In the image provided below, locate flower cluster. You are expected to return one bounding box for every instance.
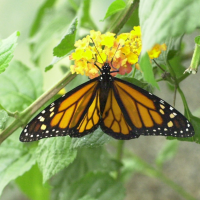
[69,26,166,78]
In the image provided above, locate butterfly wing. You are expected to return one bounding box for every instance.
[20,78,101,142]
[100,85,139,140]
[101,77,194,140]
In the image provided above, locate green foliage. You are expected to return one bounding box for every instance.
[0,61,43,112]
[155,140,179,168]
[195,36,200,45]
[0,0,199,200]
[37,136,77,183]
[80,0,97,30]
[70,128,112,149]
[139,0,200,53]
[59,172,125,200]
[15,164,50,200]
[139,52,159,88]
[0,133,36,196]
[102,0,126,21]
[46,18,78,71]
[53,18,78,58]
[0,31,20,74]
[51,147,123,200]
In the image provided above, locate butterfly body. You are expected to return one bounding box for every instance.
[99,63,114,114]
[20,62,194,142]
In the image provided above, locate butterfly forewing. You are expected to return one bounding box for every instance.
[111,77,194,138]
[20,78,100,142]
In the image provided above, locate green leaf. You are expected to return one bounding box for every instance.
[102,0,126,21]
[155,140,179,168]
[45,18,78,71]
[29,0,57,37]
[45,64,53,72]
[190,115,200,143]
[162,37,183,61]
[0,31,20,74]
[70,128,112,149]
[30,3,74,62]
[168,46,186,78]
[195,36,200,45]
[15,164,50,200]
[36,136,77,183]
[53,18,78,57]
[139,0,200,52]
[78,195,96,200]
[139,53,159,88]
[60,172,125,200]
[0,109,8,130]
[126,6,139,27]
[51,147,119,200]
[0,60,43,112]
[0,134,36,196]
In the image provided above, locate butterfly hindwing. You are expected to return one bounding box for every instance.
[20,78,101,142]
[110,77,194,138]
[100,86,139,140]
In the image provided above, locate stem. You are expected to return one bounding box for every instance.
[156,171,196,200]
[129,153,196,200]
[0,72,76,144]
[166,61,192,119]
[173,84,177,107]
[68,0,79,11]
[116,140,124,179]
[153,59,165,72]
[106,0,139,34]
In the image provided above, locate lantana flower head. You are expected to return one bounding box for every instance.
[70,26,166,78]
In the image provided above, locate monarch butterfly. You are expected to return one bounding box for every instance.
[20,62,194,142]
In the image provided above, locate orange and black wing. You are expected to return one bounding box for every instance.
[100,85,139,140]
[20,78,101,142]
[101,77,194,140]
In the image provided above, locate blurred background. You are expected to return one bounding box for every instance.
[0,0,200,200]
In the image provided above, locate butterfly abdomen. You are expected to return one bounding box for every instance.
[98,63,114,115]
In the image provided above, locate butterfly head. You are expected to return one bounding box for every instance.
[98,62,113,85]
[101,63,111,74]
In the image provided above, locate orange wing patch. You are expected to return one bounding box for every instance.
[77,90,100,133]
[101,89,139,140]
[50,81,98,130]
[114,80,163,129]
[20,79,100,142]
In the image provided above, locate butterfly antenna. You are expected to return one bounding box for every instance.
[110,43,121,72]
[91,38,105,72]
[90,38,104,64]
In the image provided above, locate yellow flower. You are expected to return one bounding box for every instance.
[148,43,167,59]
[121,46,130,55]
[83,49,93,60]
[69,26,167,78]
[71,49,84,60]
[101,32,116,48]
[127,52,138,64]
[130,26,141,37]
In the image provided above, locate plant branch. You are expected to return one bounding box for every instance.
[0,72,77,144]
[106,0,139,34]
[128,153,196,200]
